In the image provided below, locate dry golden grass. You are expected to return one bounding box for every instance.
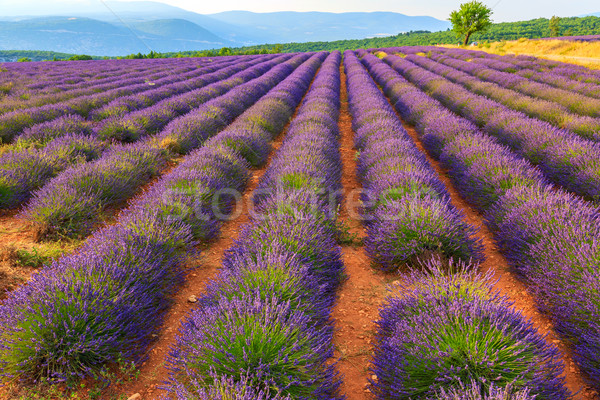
[442,38,600,69]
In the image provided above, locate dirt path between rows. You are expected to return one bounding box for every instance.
[370,77,597,398]
[332,64,393,399]
[0,210,40,299]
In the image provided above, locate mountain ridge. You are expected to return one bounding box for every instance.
[0,1,451,55]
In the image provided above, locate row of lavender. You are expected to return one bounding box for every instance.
[0,60,187,113]
[360,51,600,389]
[422,47,600,99]
[430,50,600,136]
[0,55,259,142]
[167,51,345,399]
[0,55,283,211]
[2,55,293,236]
[8,56,256,146]
[541,35,600,42]
[0,57,223,113]
[399,46,600,119]
[391,49,600,140]
[346,50,569,399]
[21,59,203,93]
[91,56,271,142]
[373,51,600,203]
[0,52,325,385]
[0,58,151,99]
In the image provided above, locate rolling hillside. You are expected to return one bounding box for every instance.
[0,1,451,55]
[208,11,450,42]
[0,16,230,55]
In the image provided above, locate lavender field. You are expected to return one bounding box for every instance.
[0,48,599,399]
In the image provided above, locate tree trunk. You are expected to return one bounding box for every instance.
[463,32,471,46]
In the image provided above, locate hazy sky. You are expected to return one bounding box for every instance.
[1,0,598,22]
[122,0,599,21]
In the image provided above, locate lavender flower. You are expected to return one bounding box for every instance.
[371,263,569,399]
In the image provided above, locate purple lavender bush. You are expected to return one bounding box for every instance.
[231,212,344,295]
[486,184,600,385]
[16,114,93,147]
[365,196,482,270]
[208,249,333,323]
[133,147,250,242]
[438,132,548,209]
[371,263,569,399]
[167,295,340,399]
[168,373,294,400]
[0,212,193,383]
[0,134,105,209]
[22,143,165,238]
[432,381,536,400]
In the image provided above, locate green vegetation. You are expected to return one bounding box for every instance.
[449,1,493,45]
[263,15,600,52]
[67,54,93,61]
[0,50,102,62]
[158,44,283,58]
[549,16,561,37]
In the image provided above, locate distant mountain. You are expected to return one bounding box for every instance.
[0,17,230,56]
[208,11,451,42]
[61,1,272,45]
[0,1,452,56]
[132,19,229,51]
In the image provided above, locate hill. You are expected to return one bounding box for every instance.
[0,50,88,62]
[207,11,450,42]
[0,1,451,54]
[218,15,600,53]
[0,16,230,56]
[131,19,229,52]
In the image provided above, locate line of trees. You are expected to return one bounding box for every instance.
[262,15,600,53]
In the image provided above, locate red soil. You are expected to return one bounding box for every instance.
[0,210,38,300]
[332,64,394,399]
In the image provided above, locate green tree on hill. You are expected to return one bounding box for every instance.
[449,1,493,45]
[549,16,561,37]
[67,54,93,61]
